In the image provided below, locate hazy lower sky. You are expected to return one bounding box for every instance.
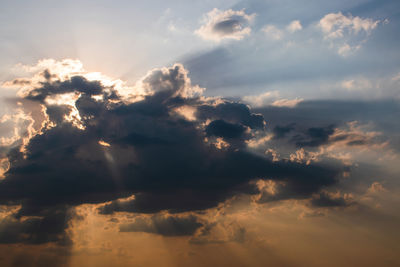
[0,1,399,266]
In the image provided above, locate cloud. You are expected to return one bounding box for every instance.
[310,191,354,207]
[286,20,302,33]
[0,59,343,244]
[272,124,296,139]
[195,9,255,42]
[189,220,246,245]
[318,12,381,56]
[254,170,341,203]
[271,98,303,108]
[341,78,372,91]
[298,210,325,219]
[367,182,387,194]
[269,119,385,152]
[262,25,283,40]
[0,206,75,245]
[205,120,248,140]
[242,91,302,108]
[119,214,203,236]
[319,12,379,39]
[262,19,303,41]
[270,123,336,148]
[291,125,336,147]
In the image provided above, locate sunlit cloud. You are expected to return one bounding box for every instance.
[318,12,382,56]
[242,91,303,108]
[286,20,303,33]
[195,8,256,42]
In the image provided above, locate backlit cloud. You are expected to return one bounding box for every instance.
[0,59,344,245]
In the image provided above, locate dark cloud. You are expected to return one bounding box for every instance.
[0,64,343,244]
[46,105,73,124]
[255,100,400,129]
[119,214,203,236]
[256,161,343,203]
[0,206,74,245]
[213,19,242,35]
[205,119,247,139]
[25,76,104,102]
[272,123,295,139]
[271,123,336,147]
[258,100,400,151]
[310,191,354,207]
[197,102,265,129]
[291,125,335,147]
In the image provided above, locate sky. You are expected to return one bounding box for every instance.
[0,0,399,266]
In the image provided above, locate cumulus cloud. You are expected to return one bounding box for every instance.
[286,20,302,33]
[319,12,379,39]
[195,8,255,42]
[367,182,387,194]
[318,12,381,56]
[0,59,344,245]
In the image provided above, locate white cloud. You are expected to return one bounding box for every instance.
[286,20,302,33]
[262,25,284,40]
[242,91,279,107]
[341,78,372,91]
[262,20,302,41]
[319,12,379,39]
[2,59,143,101]
[195,8,255,42]
[242,91,302,108]
[271,98,303,108]
[318,12,381,56]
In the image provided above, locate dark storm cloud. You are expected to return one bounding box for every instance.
[0,64,343,244]
[205,120,247,139]
[0,206,74,245]
[119,214,203,236]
